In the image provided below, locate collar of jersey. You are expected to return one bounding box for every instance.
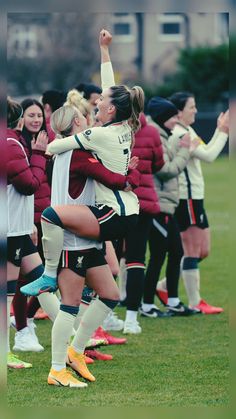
[176,121,189,131]
[102,120,126,127]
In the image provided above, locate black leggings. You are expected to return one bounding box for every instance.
[125,213,153,311]
[143,213,183,304]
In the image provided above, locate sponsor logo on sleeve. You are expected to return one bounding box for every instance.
[82,130,92,141]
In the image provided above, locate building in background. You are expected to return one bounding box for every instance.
[8,13,51,59]
[8,12,229,90]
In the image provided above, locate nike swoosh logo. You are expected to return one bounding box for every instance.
[170,306,184,312]
[39,287,54,294]
[67,355,78,370]
[50,376,69,387]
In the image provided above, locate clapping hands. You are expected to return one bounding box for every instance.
[217,110,229,134]
[31,130,48,152]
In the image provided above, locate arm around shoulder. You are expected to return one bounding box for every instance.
[47,135,81,155]
[72,150,139,190]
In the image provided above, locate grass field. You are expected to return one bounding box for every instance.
[7,157,229,408]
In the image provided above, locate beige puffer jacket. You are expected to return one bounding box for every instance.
[149,120,190,214]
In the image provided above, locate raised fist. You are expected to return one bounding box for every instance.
[99,29,112,47]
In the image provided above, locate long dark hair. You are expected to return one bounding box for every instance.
[168,91,194,111]
[21,98,47,149]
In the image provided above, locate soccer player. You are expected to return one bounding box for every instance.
[140,96,198,317]
[42,90,139,387]
[21,29,144,297]
[168,91,229,313]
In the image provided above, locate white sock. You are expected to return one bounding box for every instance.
[141,303,153,312]
[182,268,201,307]
[7,296,13,353]
[72,299,111,354]
[51,309,76,371]
[38,293,60,322]
[41,218,64,278]
[73,302,89,331]
[157,277,167,291]
[44,267,58,278]
[180,256,184,276]
[125,310,138,323]
[167,297,180,307]
[55,289,61,299]
[119,257,127,301]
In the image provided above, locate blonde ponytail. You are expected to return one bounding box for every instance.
[65,89,91,118]
[50,105,77,138]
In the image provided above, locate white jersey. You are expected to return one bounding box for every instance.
[51,150,102,251]
[170,124,204,199]
[48,123,139,216]
[48,61,139,216]
[75,123,139,215]
[170,123,228,200]
[7,138,34,237]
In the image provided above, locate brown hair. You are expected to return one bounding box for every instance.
[7,96,23,129]
[168,91,194,111]
[110,85,144,133]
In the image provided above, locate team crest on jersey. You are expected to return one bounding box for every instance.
[82,130,92,141]
[76,256,84,268]
[15,248,21,260]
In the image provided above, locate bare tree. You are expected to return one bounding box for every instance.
[8,13,100,96]
[48,13,99,89]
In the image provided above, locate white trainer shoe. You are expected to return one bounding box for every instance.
[10,316,16,329]
[103,311,124,331]
[27,317,44,350]
[13,326,44,352]
[123,320,142,334]
[10,316,38,332]
[27,317,37,334]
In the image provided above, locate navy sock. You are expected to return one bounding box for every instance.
[41,207,64,228]
[183,257,199,270]
[7,280,17,296]
[60,304,79,316]
[99,297,119,310]
[24,264,44,283]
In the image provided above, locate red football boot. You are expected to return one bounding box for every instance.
[92,326,127,345]
[84,354,94,364]
[192,299,224,314]
[34,308,49,320]
[85,349,113,361]
[155,288,168,306]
